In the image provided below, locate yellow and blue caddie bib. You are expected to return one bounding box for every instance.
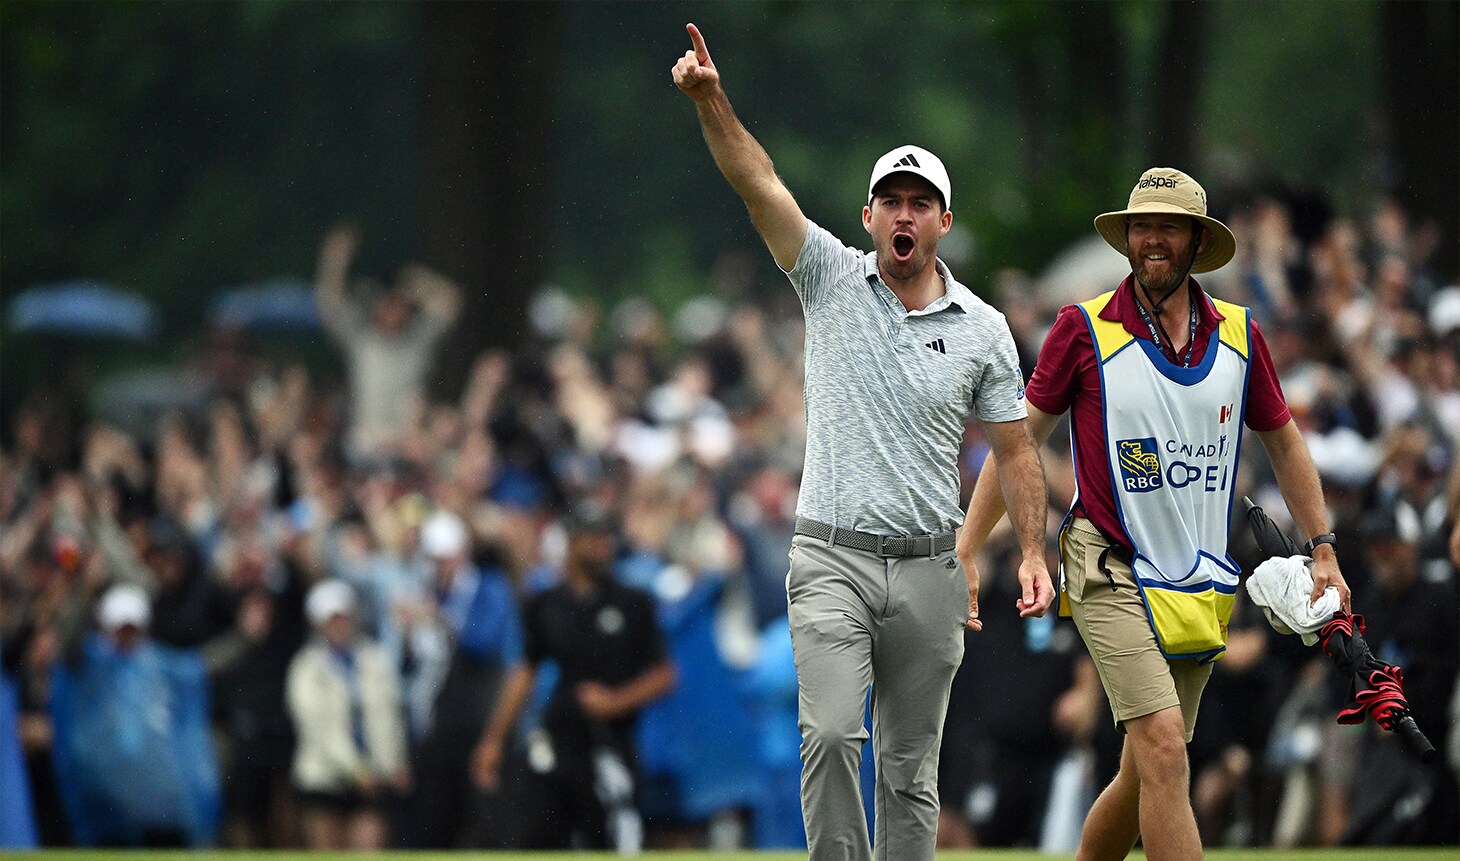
[1071,290,1251,661]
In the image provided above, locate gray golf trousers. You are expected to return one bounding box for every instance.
[787,533,968,861]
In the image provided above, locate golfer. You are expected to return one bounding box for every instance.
[957,167,1351,860]
[673,23,1052,861]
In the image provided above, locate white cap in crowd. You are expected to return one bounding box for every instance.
[97,584,151,632]
[1429,286,1460,338]
[305,579,357,627]
[420,510,469,560]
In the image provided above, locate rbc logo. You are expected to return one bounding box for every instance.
[1117,438,1163,493]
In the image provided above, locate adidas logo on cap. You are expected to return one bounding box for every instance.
[869,145,951,211]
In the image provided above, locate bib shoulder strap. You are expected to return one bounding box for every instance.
[1078,291,1133,362]
[1210,298,1251,359]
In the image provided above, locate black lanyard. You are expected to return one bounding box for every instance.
[1134,291,1198,368]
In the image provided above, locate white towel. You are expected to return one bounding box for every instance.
[1245,555,1341,645]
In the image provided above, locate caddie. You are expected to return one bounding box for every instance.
[956,167,1352,860]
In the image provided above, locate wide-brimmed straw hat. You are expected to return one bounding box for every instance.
[1093,167,1236,274]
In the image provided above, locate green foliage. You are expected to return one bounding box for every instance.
[1,1,420,327]
[0,0,1406,339]
[1202,0,1381,211]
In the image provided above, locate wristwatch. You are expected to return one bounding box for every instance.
[1302,532,1337,556]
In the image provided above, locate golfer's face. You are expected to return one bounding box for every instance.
[864,174,950,283]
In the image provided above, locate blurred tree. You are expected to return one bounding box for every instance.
[1380,0,1459,276]
[1148,0,1209,168]
[0,2,420,322]
[1,0,1454,415]
[1200,0,1382,219]
[0,1,421,407]
[420,1,561,392]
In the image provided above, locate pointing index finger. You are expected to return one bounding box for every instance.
[686,22,710,64]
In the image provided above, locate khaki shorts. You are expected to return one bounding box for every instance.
[1062,518,1211,741]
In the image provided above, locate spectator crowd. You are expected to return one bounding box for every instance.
[2,192,1458,851]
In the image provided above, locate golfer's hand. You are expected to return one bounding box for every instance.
[1017,557,1054,618]
[1309,549,1351,614]
[960,554,982,632]
[672,23,720,100]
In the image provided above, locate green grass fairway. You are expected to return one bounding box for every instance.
[8,850,1460,861]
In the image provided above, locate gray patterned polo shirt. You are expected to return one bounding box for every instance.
[785,220,1027,536]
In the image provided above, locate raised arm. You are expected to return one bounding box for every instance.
[1256,419,1351,612]
[673,23,807,270]
[314,224,359,336]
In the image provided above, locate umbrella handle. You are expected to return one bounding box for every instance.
[1395,716,1436,763]
[1241,496,1300,559]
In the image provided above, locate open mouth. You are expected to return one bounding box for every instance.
[892,233,915,260]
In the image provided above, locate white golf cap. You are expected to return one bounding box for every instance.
[868,145,951,211]
[420,510,469,559]
[97,584,151,632]
[305,579,357,626]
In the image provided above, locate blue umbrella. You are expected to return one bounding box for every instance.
[210,278,319,331]
[7,281,157,340]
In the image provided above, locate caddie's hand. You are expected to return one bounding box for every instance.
[1309,550,1351,614]
[1017,557,1054,618]
[961,556,982,632]
[672,23,720,100]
